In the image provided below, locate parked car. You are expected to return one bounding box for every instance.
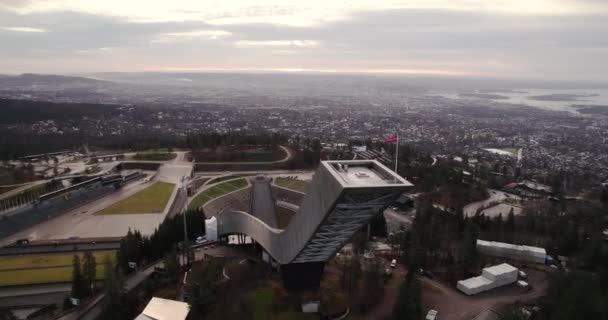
[390,259,397,268]
[419,269,435,279]
[425,309,439,320]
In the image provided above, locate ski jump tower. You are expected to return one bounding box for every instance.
[211,160,413,289]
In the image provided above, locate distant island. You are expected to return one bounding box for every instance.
[527,93,598,102]
[478,89,529,94]
[458,93,510,100]
[573,105,608,116]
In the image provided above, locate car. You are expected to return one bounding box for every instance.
[425,309,439,320]
[195,235,207,244]
[15,238,29,246]
[518,270,528,279]
[390,259,397,268]
[419,269,435,278]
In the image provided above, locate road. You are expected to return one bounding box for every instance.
[463,189,522,217]
[420,267,548,320]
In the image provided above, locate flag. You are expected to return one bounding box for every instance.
[385,134,398,144]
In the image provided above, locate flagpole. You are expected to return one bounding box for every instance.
[394,133,399,182]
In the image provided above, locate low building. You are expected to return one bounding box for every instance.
[477,240,546,264]
[457,263,519,295]
[135,297,190,320]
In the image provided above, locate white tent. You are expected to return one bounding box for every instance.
[135,297,190,320]
[457,263,518,296]
[477,240,546,264]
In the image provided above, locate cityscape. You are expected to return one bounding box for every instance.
[1,1,608,320]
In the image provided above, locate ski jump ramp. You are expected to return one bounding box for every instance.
[212,160,412,287]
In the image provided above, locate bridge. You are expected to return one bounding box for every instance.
[208,160,413,289]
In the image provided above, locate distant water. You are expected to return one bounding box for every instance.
[430,88,608,112]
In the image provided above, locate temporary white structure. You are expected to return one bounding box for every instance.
[135,297,190,320]
[477,240,546,264]
[205,216,218,241]
[457,263,518,295]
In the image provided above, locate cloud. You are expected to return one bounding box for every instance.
[234,40,318,48]
[4,0,607,27]
[151,30,232,43]
[2,26,46,32]
[0,2,606,80]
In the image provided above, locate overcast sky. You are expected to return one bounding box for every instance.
[1,0,607,81]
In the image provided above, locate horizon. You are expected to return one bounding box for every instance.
[1,0,607,81]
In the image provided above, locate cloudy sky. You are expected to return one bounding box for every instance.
[1,0,607,80]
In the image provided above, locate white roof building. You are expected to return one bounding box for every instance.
[457,263,519,296]
[135,297,190,320]
[477,240,546,264]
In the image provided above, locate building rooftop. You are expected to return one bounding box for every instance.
[324,160,413,188]
[134,297,190,320]
[484,263,518,276]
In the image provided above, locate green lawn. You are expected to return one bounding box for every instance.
[0,251,115,286]
[275,178,309,193]
[250,288,274,320]
[133,149,176,161]
[97,182,175,215]
[249,287,318,320]
[189,178,247,209]
[0,251,115,271]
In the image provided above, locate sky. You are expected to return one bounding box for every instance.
[0,0,607,81]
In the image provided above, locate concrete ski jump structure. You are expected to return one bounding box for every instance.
[209,160,412,288]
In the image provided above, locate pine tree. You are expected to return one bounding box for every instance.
[462,219,479,269]
[101,256,127,320]
[392,276,421,320]
[82,251,97,295]
[71,255,86,300]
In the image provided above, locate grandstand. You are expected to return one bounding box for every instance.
[203,187,252,216]
[0,182,116,239]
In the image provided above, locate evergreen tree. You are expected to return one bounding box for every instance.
[164,250,181,282]
[392,276,421,320]
[359,259,385,313]
[101,256,127,320]
[187,260,222,319]
[507,209,515,231]
[82,251,97,295]
[71,255,86,300]
[0,310,17,320]
[462,219,479,269]
[347,254,361,297]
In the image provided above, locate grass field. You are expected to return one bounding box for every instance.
[189,178,247,209]
[248,287,318,320]
[133,149,176,161]
[274,178,309,193]
[97,182,175,215]
[0,251,115,286]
